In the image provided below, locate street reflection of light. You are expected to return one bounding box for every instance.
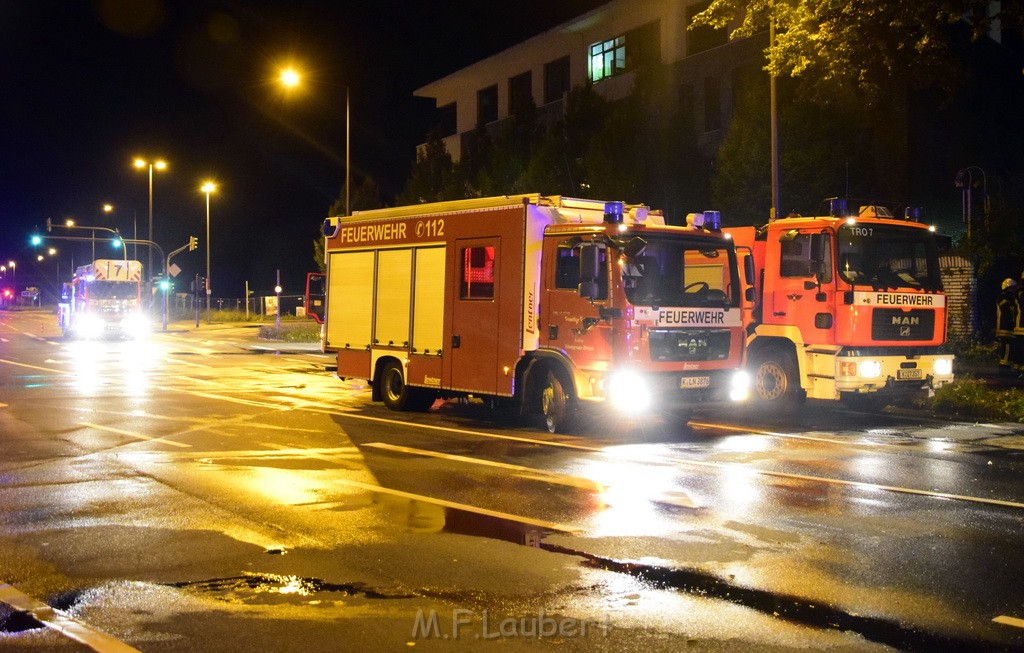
[718,464,761,518]
[851,455,885,478]
[578,448,680,537]
[927,439,954,453]
[714,434,773,454]
[277,576,306,595]
[249,467,321,506]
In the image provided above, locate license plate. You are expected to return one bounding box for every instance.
[897,368,923,380]
[680,376,711,389]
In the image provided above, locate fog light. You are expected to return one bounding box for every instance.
[934,358,953,376]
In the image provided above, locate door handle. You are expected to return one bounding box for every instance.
[451,335,461,348]
[548,325,558,339]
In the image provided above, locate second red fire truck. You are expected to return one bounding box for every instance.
[314,194,751,432]
[726,200,954,410]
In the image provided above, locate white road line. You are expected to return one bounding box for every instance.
[0,357,71,375]
[154,384,1024,511]
[993,615,1024,629]
[80,422,191,448]
[0,582,141,652]
[363,441,606,491]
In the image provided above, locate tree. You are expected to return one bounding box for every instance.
[690,0,1021,104]
[314,174,385,273]
[397,129,462,204]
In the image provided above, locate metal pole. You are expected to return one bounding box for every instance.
[346,85,350,216]
[147,164,153,300]
[275,269,281,328]
[205,189,212,314]
[245,280,250,320]
[769,20,780,222]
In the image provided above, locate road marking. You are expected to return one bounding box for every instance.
[688,420,864,446]
[329,476,579,533]
[993,615,1024,629]
[363,441,606,491]
[153,384,1024,511]
[80,422,191,448]
[0,357,71,375]
[0,582,141,652]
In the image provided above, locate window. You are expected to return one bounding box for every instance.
[589,36,625,83]
[779,234,832,280]
[461,246,495,299]
[555,241,607,299]
[543,56,570,104]
[686,1,728,56]
[587,21,659,84]
[436,102,456,137]
[508,71,532,115]
[477,85,498,126]
[703,76,721,132]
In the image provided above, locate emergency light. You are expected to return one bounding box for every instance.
[603,202,624,224]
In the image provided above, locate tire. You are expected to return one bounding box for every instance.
[379,360,435,412]
[750,347,805,407]
[539,370,576,434]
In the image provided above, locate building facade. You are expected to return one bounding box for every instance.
[414,0,762,163]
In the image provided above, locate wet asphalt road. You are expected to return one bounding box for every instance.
[0,308,1022,652]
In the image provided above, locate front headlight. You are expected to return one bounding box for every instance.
[124,314,151,338]
[78,314,105,339]
[606,371,652,412]
[729,370,750,401]
[934,358,953,376]
[859,360,882,378]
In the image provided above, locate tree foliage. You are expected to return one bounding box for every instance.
[691,0,1021,103]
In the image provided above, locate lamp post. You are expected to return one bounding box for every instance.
[278,66,350,216]
[201,181,217,314]
[7,261,14,286]
[133,157,167,297]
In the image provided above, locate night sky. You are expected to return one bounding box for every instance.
[0,0,607,299]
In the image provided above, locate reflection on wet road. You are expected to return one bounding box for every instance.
[1,309,1023,650]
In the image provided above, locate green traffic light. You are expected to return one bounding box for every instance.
[112,239,122,249]
[30,234,42,246]
[158,279,171,291]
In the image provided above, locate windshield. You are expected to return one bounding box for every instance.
[621,235,738,307]
[836,224,943,292]
[87,280,139,300]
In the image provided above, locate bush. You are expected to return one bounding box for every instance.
[929,375,1024,422]
[257,322,320,342]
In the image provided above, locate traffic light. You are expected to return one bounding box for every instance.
[158,279,172,291]
[188,236,198,251]
[111,238,122,249]
[30,234,42,246]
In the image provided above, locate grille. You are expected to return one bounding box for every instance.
[649,329,731,362]
[871,309,935,340]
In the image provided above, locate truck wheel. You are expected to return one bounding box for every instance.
[379,360,435,412]
[750,347,804,406]
[540,370,576,434]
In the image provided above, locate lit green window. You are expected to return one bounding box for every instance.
[588,36,626,83]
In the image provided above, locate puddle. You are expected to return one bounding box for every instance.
[0,604,44,634]
[540,542,1000,651]
[169,573,416,601]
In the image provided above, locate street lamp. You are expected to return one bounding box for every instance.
[278,66,350,216]
[7,261,14,286]
[133,157,168,294]
[201,181,217,314]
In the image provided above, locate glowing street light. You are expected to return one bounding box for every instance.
[277,64,350,216]
[134,157,168,291]
[201,181,217,314]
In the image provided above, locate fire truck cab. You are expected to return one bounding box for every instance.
[318,194,750,433]
[58,259,148,339]
[726,201,955,410]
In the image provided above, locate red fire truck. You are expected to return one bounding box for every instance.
[725,200,954,411]
[315,194,750,432]
[57,259,148,339]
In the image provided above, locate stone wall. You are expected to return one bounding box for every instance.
[940,255,976,342]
